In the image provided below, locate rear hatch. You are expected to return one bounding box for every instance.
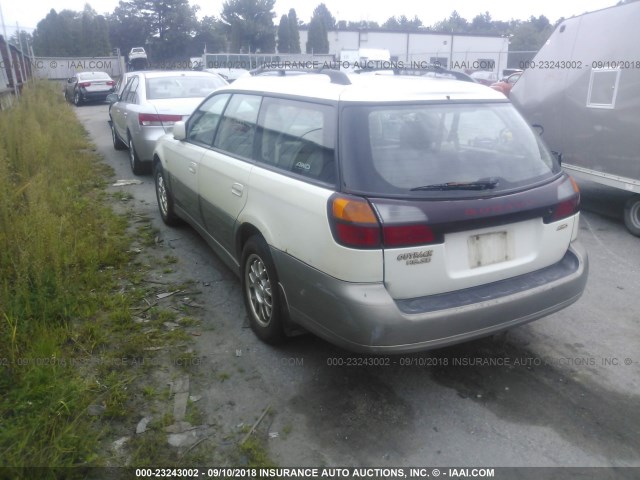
[339,101,580,300]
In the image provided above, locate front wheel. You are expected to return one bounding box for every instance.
[623,194,640,237]
[241,236,285,344]
[154,162,180,226]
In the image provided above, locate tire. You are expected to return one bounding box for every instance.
[154,162,180,226]
[128,134,145,175]
[73,90,82,106]
[111,121,126,150]
[241,236,285,344]
[623,194,640,237]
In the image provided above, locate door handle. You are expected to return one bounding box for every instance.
[188,162,196,174]
[231,183,244,197]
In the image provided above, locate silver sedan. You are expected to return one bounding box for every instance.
[108,70,228,174]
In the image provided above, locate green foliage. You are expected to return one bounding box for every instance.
[287,9,301,54]
[33,7,111,56]
[306,16,328,54]
[221,0,277,53]
[277,15,290,53]
[312,3,336,31]
[382,15,423,30]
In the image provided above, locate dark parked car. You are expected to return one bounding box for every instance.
[64,71,115,106]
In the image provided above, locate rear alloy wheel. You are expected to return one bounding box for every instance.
[624,194,640,237]
[73,90,82,106]
[154,162,180,226]
[111,121,126,150]
[241,236,285,344]
[128,135,145,175]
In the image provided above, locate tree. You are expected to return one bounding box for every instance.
[32,6,110,56]
[107,2,150,59]
[193,16,227,55]
[221,0,276,53]
[311,3,336,31]
[277,15,290,53]
[129,0,200,61]
[287,9,301,53]
[433,10,469,32]
[382,15,422,30]
[9,31,33,52]
[306,15,329,53]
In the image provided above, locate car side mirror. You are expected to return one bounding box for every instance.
[68,78,74,83]
[106,93,119,104]
[173,121,186,140]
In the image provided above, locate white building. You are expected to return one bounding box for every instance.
[297,28,510,75]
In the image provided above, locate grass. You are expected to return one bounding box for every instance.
[0,82,206,471]
[0,82,132,469]
[0,82,280,472]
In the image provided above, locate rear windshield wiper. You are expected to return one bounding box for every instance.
[411,179,499,191]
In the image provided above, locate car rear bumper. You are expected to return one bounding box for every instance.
[136,127,168,162]
[273,242,588,354]
[80,89,113,101]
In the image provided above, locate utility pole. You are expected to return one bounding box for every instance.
[16,22,28,85]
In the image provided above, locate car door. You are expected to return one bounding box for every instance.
[199,93,262,254]
[165,93,231,224]
[112,75,138,141]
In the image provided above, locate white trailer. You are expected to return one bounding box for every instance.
[510,2,640,235]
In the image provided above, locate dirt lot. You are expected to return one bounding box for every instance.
[76,103,640,472]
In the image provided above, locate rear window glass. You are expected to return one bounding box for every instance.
[78,72,111,81]
[146,75,226,99]
[340,103,559,198]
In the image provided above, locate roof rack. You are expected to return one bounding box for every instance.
[248,66,351,85]
[354,64,475,83]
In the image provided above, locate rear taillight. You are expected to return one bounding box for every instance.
[329,194,381,248]
[79,82,91,87]
[383,224,438,247]
[138,113,183,127]
[328,194,442,249]
[544,175,580,223]
[107,80,115,86]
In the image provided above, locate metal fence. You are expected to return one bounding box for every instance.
[0,34,33,110]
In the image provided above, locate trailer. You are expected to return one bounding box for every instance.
[510,2,640,236]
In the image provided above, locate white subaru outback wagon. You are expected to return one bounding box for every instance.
[152,69,588,353]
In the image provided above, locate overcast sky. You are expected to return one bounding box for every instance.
[0,0,619,36]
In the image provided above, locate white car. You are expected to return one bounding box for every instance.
[152,70,588,353]
[128,47,147,61]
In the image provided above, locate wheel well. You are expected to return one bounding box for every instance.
[236,224,262,261]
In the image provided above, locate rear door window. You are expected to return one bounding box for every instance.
[257,97,336,184]
[213,94,262,159]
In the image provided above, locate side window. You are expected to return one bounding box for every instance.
[587,68,621,109]
[125,76,140,104]
[213,94,262,159]
[257,97,336,184]
[120,77,135,102]
[187,94,230,147]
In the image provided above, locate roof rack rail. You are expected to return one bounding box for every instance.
[248,66,351,85]
[353,64,475,83]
